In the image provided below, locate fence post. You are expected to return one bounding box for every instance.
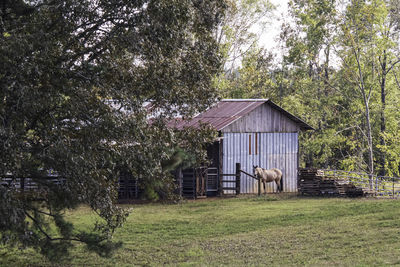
[235,163,241,195]
[21,177,25,192]
[258,176,261,196]
[393,177,395,198]
[218,169,223,196]
[175,168,183,197]
[135,176,138,199]
[368,174,373,190]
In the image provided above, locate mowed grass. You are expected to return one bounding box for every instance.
[2,195,400,266]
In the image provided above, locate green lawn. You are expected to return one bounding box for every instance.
[2,195,400,266]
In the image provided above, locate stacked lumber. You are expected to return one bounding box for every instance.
[319,178,350,195]
[343,183,364,197]
[298,169,374,197]
[298,169,324,195]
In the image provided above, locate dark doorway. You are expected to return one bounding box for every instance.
[206,141,220,196]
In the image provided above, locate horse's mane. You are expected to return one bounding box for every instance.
[255,166,267,172]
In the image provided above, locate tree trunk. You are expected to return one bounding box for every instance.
[365,102,374,188]
[355,50,374,187]
[379,52,387,176]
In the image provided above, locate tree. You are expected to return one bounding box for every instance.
[0,0,225,260]
[374,0,400,175]
[280,0,400,177]
[217,45,277,99]
[215,0,275,74]
[214,0,277,101]
[336,0,400,179]
[282,0,344,169]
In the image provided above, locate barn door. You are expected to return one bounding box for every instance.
[195,167,207,198]
[206,167,218,196]
[205,141,220,196]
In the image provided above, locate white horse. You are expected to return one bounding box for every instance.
[253,165,283,193]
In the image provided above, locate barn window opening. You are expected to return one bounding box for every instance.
[248,134,258,155]
[248,134,251,155]
[255,133,258,155]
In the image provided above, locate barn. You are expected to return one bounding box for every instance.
[173,99,313,198]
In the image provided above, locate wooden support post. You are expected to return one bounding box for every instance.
[235,163,241,195]
[258,177,261,196]
[369,174,373,190]
[393,177,395,198]
[218,139,223,196]
[175,168,183,197]
[135,176,138,199]
[21,177,25,192]
[218,173,223,196]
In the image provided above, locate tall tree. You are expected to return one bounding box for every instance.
[338,0,380,178]
[217,46,277,99]
[0,0,225,259]
[216,0,275,74]
[282,0,400,177]
[374,0,400,175]
[214,0,277,101]
[282,0,342,168]
[336,0,400,178]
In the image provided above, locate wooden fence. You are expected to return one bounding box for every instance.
[299,169,400,198]
[322,169,400,198]
[220,163,262,196]
[0,173,64,192]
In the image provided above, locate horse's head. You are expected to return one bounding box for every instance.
[253,165,259,176]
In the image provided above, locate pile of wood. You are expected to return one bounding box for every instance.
[319,178,350,195]
[298,169,324,195]
[298,169,374,197]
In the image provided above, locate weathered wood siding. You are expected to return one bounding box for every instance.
[221,103,300,133]
[222,132,299,193]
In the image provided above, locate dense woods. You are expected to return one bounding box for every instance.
[219,0,400,177]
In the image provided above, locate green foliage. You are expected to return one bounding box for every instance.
[215,0,276,100]
[0,0,226,259]
[217,0,275,73]
[139,123,217,202]
[378,132,400,177]
[216,0,400,176]
[218,45,278,99]
[287,0,337,65]
[276,0,400,174]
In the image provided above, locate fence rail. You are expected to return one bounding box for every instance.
[0,175,65,196]
[221,163,261,196]
[320,169,400,198]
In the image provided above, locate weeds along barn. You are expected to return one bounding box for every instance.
[172,99,313,198]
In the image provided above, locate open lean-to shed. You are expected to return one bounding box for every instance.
[173,99,313,198]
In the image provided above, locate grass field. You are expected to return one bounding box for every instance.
[2,195,400,266]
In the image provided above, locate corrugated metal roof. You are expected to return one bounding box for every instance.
[172,99,313,131]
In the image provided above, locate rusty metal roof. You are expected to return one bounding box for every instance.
[171,99,313,131]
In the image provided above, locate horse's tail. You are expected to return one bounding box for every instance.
[280,173,283,192]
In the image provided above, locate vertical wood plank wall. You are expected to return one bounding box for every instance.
[222,132,299,193]
[222,103,300,133]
